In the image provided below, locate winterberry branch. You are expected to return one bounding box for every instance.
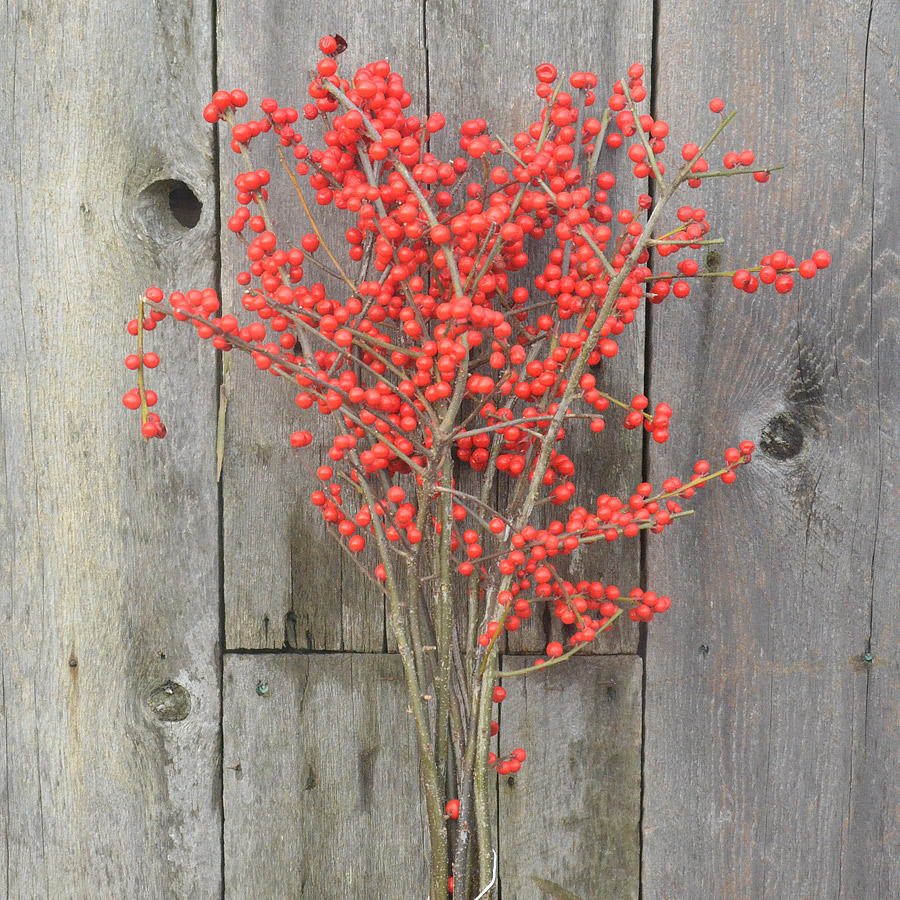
[129,46,831,900]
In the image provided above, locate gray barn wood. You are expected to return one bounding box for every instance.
[499,655,642,900]
[218,0,427,653]
[0,0,221,897]
[222,653,428,898]
[1,0,897,898]
[426,0,653,657]
[644,1,900,897]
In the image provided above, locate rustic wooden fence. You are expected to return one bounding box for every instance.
[2,0,897,897]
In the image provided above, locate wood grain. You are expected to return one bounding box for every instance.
[222,653,428,898]
[643,2,899,897]
[498,655,642,900]
[3,3,897,899]
[0,0,221,897]
[839,2,900,895]
[426,0,653,655]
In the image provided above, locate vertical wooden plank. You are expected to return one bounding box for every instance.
[841,3,900,895]
[218,3,427,651]
[0,0,220,898]
[223,653,428,898]
[499,656,642,900]
[644,2,898,898]
[426,0,652,655]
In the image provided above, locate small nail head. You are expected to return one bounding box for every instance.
[256,681,269,696]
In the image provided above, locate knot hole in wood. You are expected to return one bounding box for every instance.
[135,179,203,241]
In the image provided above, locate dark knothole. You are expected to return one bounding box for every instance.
[135,178,203,240]
[168,181,202,228]
[760,413,805,460]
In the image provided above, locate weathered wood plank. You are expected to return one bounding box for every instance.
[840,2,900,895]
[426,0,652,655]
[218,2,428,651]
[0,1,220,897]
[222,653,428,898]
[644,2,898,897]
[498,655,643,900]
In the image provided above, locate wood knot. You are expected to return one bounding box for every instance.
[148,680,191,722]
[135,179,203,241]
[760,413,804,460]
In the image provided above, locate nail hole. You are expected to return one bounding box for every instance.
[760,413,804,460]
[135,179,203,240]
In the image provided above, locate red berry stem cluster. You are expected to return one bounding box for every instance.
[125,37,828,900]
[121,294,167,439]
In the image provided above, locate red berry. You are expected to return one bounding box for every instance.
[317,58,337,77]
[122,390,141,410]
[536,63,558,83]
[732,269,751,290]
[493,686,506,703]
[774,274,794,294]
[212,90,232,110]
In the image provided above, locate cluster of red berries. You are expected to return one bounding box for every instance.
[488,746,527,777]
[124,40,802,616]
[126,40,831,900]
[731,248,832,295]
[127,38,821,775]
[127,44,826,465]
[464,441,755,664]
[121,300,167,438]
